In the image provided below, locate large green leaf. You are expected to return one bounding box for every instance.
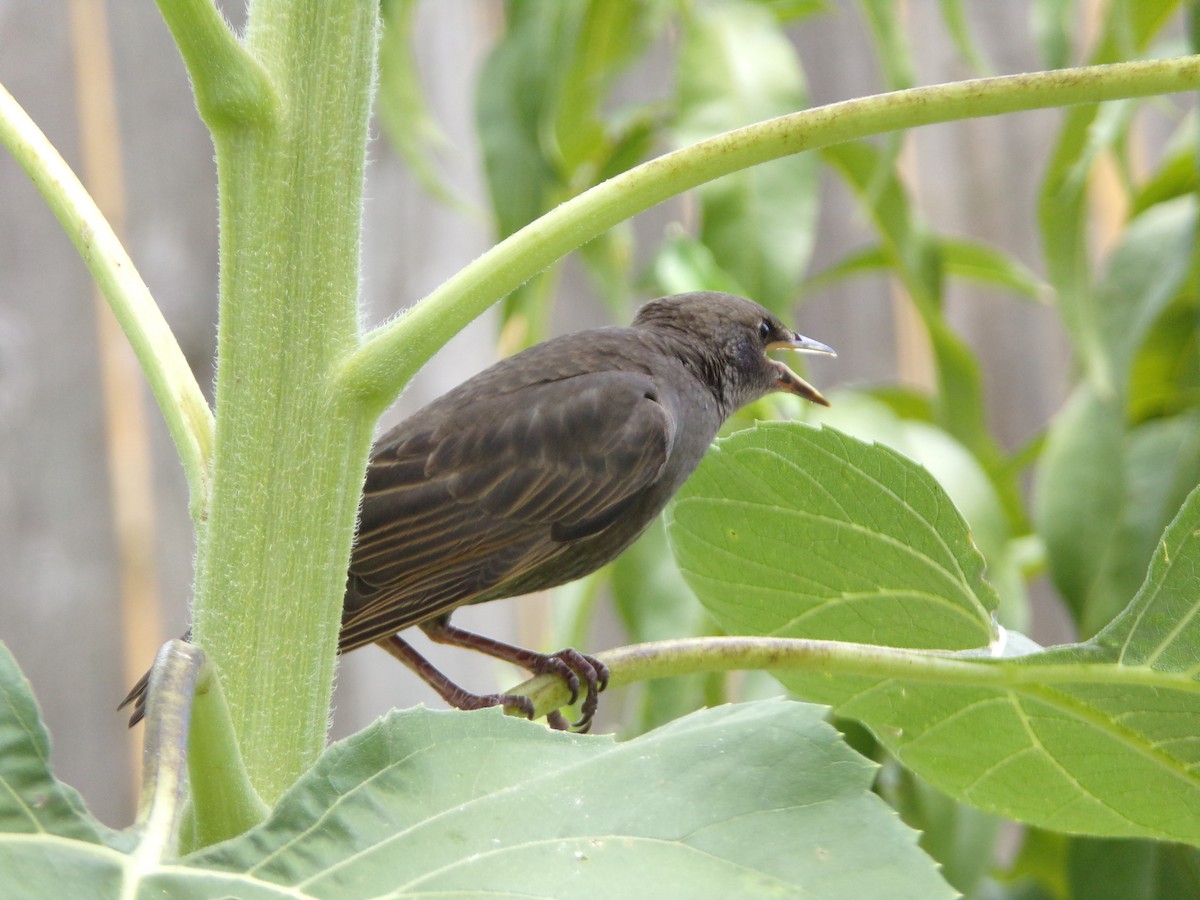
[667,422,998,648]
[0,642,114,846]
[185,703,953,899]
[0,843,294,900]
[815,392,1031,631]
[0,640,952,897]
[667,424,1200,843]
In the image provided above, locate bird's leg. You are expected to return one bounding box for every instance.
[377,634,539,721]
[420,617,610,732]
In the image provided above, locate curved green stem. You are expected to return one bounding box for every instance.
[0,81,214,515]
[131,641,207,863]
[336,54,1200,410]
[513,635,1200,719]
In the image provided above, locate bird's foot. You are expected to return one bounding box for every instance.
[525,648,609,732]
[420,620,610,732]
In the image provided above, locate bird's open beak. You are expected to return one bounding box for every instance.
[767,333,836,407]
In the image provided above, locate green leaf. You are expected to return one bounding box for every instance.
[475,3,579,239]
[1034,384,1127,634]
[1128,0,1187,47]
[476,0,664,239]
[816,392,1031,631]
[1093,481,1200,667]
[860,0,916,90]
[1131,118,1200,215]
[667,423,998,648]
[802,243,891,293]
[1129,295,1200,421]
[822,141,993,456]
[1038,0,1183,389]
[475,0,666,340]
[0,844,130,900]
[667,426,1200,843]
[1065,837,1200,899]
[674,2,818,313]
[552,0,656,179]
[936,0,993,73]
[882,764,1005,895]
[648,231,751,297]
[610,520,718,730]
[1096,196,1198,387]
[0,841,298,899]
[940,238,1052,302]
[807,238,1051,303]
[1107,412,1200,620]
[1039,98,1136,390]
[0,642,113,845]
[376,0,472,209]
[186,703,954,899]
[1031,0,1074,68]
[1037,383,1200,637]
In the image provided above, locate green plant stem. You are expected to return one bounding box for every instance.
[0,81,213,517]
[183,658,267,852]
[154,0,275,128]
[337,54,1200,411]
[160,0,380,807]
[132,641,207,864]
[131,639,265,856]
[513,635,1200,718]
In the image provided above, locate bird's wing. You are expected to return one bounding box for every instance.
[340,369,675,650]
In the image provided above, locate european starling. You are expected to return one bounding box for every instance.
[123,291,833,731]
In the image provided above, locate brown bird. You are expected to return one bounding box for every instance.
[123,292,833,730]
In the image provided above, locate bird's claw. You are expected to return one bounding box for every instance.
[536,655,582,705]
[545,709,572,731]
[530,648,609,733]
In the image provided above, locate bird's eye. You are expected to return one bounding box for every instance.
[758,319,772,340]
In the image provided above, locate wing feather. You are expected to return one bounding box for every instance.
[341,369,675,650]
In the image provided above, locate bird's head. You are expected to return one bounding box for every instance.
[633,292,836,412]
